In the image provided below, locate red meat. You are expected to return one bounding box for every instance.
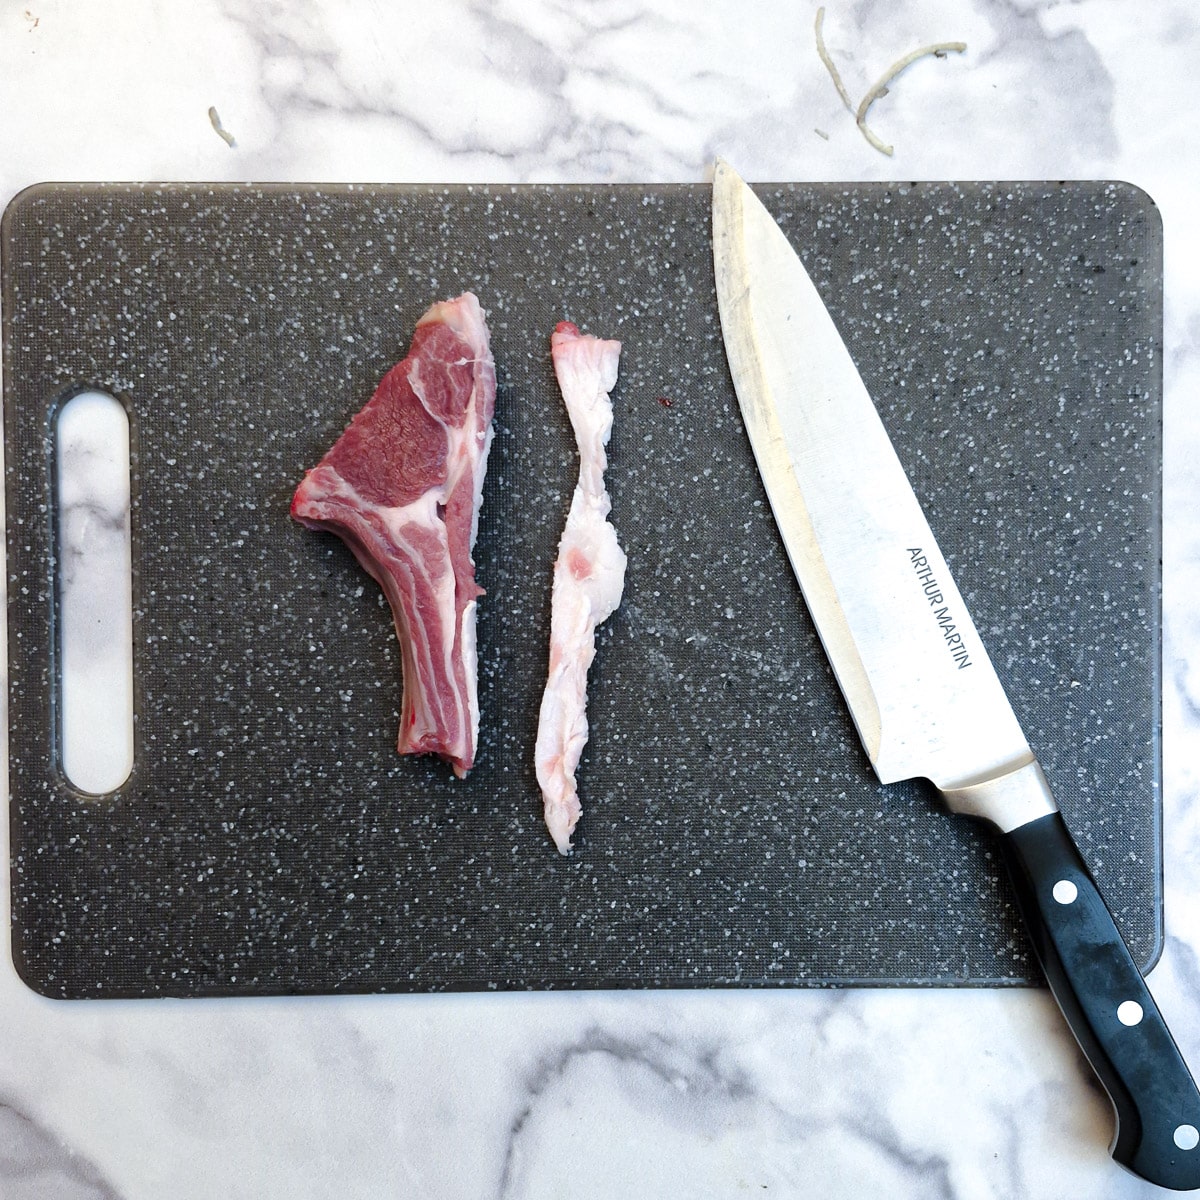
[292,293,496,777]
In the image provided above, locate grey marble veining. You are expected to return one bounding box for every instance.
[2,0,1200,1196]
[0,1096,121,1199]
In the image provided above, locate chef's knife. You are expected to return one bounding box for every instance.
[711,158,1200,1191]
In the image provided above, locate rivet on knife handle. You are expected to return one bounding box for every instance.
[997,806,1200,1191]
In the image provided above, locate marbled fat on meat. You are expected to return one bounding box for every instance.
[535,322,625,853]
[291,292,496,777]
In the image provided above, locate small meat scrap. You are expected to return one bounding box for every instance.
[535,322,626,853]
[292,292,496,778]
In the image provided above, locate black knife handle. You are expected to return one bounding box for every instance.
[999,812,1200,1190]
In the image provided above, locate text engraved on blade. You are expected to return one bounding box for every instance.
[908,548,973,670]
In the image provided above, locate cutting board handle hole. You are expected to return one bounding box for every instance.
[56,390,134,794]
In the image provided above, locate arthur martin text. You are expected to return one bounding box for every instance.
[908,548,973,670]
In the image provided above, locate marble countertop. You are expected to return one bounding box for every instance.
[2,1,1199,1196]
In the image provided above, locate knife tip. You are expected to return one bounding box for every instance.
[712,157,756,209]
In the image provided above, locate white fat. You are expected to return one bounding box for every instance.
[559,488,627,622]
[460,598,479,758]
[535,328,624,854]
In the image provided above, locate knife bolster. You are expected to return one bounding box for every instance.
[939,759,1058,832]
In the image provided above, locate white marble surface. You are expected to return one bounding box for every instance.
[2,0,1199,1196]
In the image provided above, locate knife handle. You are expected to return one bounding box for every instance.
[999,812,1200,1190]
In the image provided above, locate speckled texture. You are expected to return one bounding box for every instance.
[2,181,1161,998]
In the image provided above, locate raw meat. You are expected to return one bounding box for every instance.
[291,292,496,778]
[535,322,626,853]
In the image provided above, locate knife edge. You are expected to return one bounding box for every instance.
[712,160,1034,800]
[713,162,884,767]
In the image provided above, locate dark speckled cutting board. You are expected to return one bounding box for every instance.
[3,181,1162,999]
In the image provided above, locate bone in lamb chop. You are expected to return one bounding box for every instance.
[292,292,496,778]
[535,321,626,853]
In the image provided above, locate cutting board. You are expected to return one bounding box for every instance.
[3,181,1162,999]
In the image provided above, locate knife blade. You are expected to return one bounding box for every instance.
[711,158,1200,1191]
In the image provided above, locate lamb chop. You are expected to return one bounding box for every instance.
[292,292,496,778]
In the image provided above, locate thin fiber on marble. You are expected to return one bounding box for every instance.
[2,181,1162,998]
